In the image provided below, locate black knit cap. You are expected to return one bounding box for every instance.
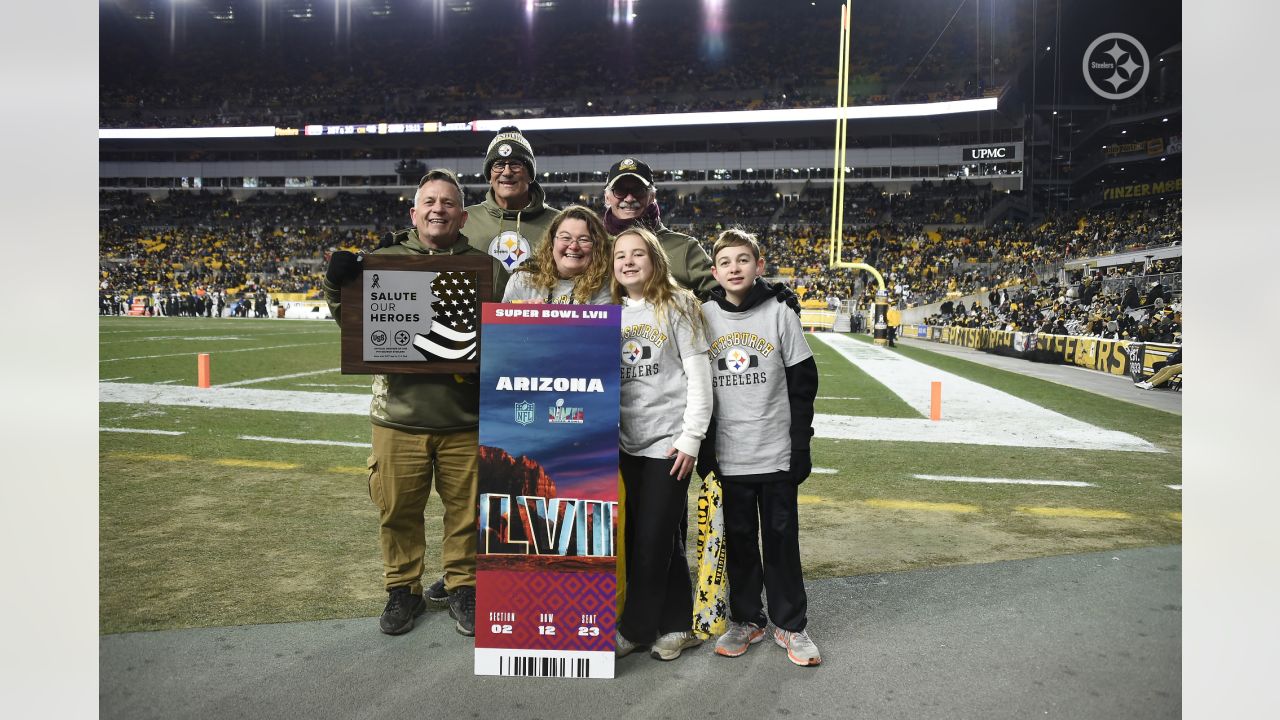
[484,126,536,176]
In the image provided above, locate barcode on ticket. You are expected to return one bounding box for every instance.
[499,655,590,678]
[474,648,613,679]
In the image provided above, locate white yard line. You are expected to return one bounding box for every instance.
[809,334,1161,453]
[1166,484,1182,490]
[100,427,186,436]
[817,396,861,400]
[100,342,332,363]
[100,382,370,415]
[154,379,180,385]
[296,383,371,388]
[219,368,342,387]
[239,435,371,448]
[812,467,838,474]
[101,376,132,382]
[913,474,1094,488]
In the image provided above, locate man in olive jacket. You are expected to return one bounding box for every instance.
[464,126,559,274]
[324,170,507,639]
[600,156,717,300]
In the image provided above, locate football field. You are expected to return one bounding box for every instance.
[98,317,1181,634]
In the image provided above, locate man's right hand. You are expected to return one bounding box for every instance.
[326,251,361,286]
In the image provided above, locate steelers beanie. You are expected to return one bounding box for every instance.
[484,126,536,176]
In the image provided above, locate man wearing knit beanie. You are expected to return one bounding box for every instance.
[422,126,560,606]
[602,156,717,300]
[464,126,559,273]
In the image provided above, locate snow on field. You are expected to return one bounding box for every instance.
[100,334,1161,454]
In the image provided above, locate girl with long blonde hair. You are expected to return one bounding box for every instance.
[610,225,712,662]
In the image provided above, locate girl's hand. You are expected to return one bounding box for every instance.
[666,447,694,481]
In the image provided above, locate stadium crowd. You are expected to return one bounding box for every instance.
[99,0,1029,128]
[920,273,1182,343]
[100,181,1181,343]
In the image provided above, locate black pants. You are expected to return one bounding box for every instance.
[618,452,693,643]
[722,479,808,632]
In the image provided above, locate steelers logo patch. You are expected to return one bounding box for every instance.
[488,230,531,270]
[498,143,513,157]
[620,158,637,170]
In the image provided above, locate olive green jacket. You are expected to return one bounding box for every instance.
[463,183,559,274]
[653,222,718,301]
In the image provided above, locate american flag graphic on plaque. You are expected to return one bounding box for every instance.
[413,271,479,361]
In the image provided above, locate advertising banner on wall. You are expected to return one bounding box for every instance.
[939,326,1135,376]
[474,303,622,679]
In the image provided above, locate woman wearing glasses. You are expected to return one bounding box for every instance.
[501,205,614,305]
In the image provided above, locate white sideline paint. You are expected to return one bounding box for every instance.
[219,368,341,387]
[913,474,1094,488]
[100,383,370,415]
[154,380,180,385]
[101,376,132,382]
[100,341,331,363]
[812,467,838,474]
[817,396,861,400]
[1166,484,1182,490]
[809,334,1161,453]
[297,383,370,388]
[239,435,371,448]
[99,427,186,436]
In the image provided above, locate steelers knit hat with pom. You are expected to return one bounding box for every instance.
[484,126,536,176]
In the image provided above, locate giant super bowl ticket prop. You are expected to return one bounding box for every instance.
[475,303,621,679]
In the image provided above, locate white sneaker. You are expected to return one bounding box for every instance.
[615,631,639,657]
[773,627,822,666]
[651,631,703,661]
[715,621,765,657]
[1135,381,1154,390]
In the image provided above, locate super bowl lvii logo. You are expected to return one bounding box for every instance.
[1082,32,1150,101]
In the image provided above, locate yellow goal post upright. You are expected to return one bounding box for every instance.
[828,0,888,345]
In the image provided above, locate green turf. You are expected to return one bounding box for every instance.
[98,319,1181,633]
[845,331,1181,449]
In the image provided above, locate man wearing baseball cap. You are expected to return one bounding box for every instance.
[602,157,716,300]
[464,126,559,274]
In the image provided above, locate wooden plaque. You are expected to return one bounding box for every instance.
[340,253,493,374]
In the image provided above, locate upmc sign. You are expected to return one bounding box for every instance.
[963,145,1016,162]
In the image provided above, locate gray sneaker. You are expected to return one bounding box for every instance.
[615,631,640,658]
[715,621,765,657]
[773,627,822,666]
[651,631,703,661]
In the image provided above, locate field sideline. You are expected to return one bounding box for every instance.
[98,317,1181,634]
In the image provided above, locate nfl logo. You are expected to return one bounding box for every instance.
[514,401,535,426]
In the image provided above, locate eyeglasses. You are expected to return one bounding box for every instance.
[610,184,648,200]
[554,234,594,247]
[490,160,525,173]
